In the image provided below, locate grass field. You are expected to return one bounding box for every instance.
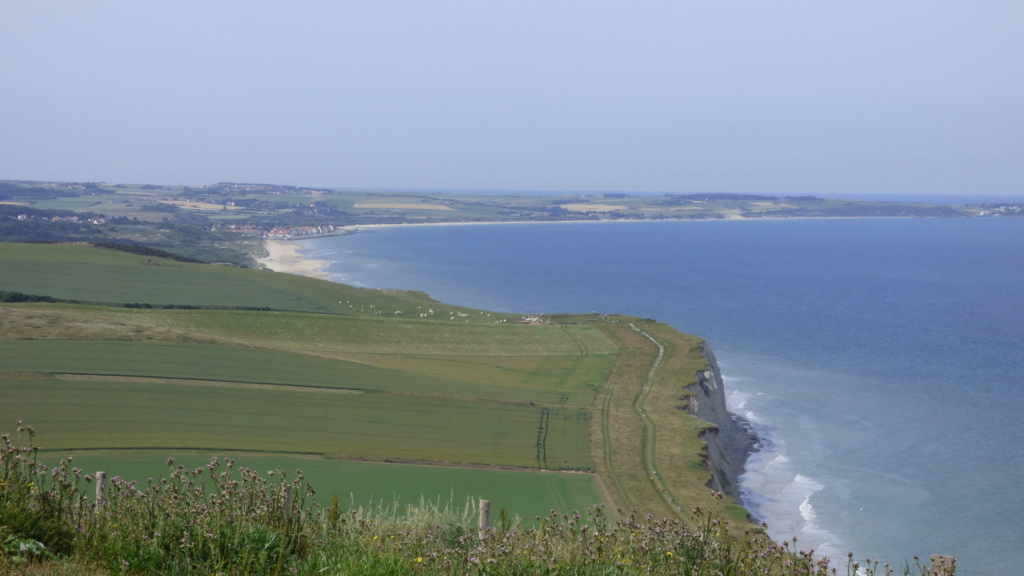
[31,450,605,524]
[0,242,475,316]
[2,374,591,468]
[0,241,740,525]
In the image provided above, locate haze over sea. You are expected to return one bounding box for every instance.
[301,217,1024,575]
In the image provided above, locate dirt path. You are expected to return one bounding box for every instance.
[629,323,685,517]
[594,321,684,520]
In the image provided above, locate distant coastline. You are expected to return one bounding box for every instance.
[258,239,331,279]
[257,215,938,276]
[258,221,608,275]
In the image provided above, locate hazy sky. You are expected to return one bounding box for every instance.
[2,2,1021,196]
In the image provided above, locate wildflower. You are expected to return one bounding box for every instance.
[416,557,423,563]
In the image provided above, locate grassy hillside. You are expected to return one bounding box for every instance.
[0,242,742,528]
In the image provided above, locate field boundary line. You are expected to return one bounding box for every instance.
[556,325,588,390]
[39,447,596,475]
[535,408,551,469]
[53,373,366,395]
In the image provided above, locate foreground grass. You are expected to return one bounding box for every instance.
[2,426,936,576]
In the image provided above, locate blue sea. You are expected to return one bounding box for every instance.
[300,218,1024,575]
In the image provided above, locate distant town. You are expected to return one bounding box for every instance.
[3,178,1022,266]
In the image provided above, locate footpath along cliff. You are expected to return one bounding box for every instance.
[686,343,758,503]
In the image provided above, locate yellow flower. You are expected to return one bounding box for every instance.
[666,551,673,556]
[416,557,423,563]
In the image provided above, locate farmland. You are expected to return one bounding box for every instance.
[0,242,742,525]
[2,179,993,273]
[15,450,605,524]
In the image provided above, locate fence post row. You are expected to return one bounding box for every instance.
[478,499,490,539]
[94,471,106,509]
[82,476,959,573]
[283,484,293,520]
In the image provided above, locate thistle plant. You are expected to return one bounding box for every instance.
[1,425,940,576]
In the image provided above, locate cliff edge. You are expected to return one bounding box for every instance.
[685,343,758,503]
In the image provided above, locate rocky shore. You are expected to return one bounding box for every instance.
[686,343,759,504]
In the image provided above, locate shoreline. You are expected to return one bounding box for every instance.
[264,213,949,243]
[259,214,947,279]
[257,239,331,279]
[260,228,759,518]
[256,220,626,280]
[696,344,761,508]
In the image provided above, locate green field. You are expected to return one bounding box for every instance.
[0,241,739,524]
[34,450,604,523]
[3,179,977,227]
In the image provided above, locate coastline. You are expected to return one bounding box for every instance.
[263,230,759,517]
[268,214,940,244]
[255,221,626,278]
[693,343,760,507]
[258,239,331,279]
[212,219,1023,570]
[258,215,975,278]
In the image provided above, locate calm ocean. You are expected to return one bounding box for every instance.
[300,218,1024,575]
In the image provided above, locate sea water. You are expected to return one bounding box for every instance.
[300,218,1024,574]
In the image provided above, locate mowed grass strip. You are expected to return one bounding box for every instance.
[38,450,606,523]
[0,339,597,406]
[3,377,591,469]
[338,354,613,407]
[0,340,441,393]
[0,303,617,406]
[589,320,747,526]
[111,308,619,405]
[639,322,750,526]
[154,311,615,356]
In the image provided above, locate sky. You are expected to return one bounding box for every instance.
[2,2,1022,196]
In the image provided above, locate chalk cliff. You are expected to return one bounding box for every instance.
[684,343,757,503]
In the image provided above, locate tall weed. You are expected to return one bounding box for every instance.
[1,425,939,576]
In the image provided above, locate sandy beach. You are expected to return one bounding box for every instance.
[256,221,602,281]
[258,217,865,279]
[258,239,331,279]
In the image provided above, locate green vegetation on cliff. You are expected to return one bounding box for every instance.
[0,242,737,521]
[0,242,945,575]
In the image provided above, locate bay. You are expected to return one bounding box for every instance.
[301,218,1024,575]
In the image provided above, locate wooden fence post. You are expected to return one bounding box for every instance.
[283,484,293,520]
[94,471,106,509]
[478,499,490,539]
[931,554,956,575]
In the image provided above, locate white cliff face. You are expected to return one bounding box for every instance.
[686,343,757,503]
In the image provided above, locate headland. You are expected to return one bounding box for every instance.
[269,234,759,516]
